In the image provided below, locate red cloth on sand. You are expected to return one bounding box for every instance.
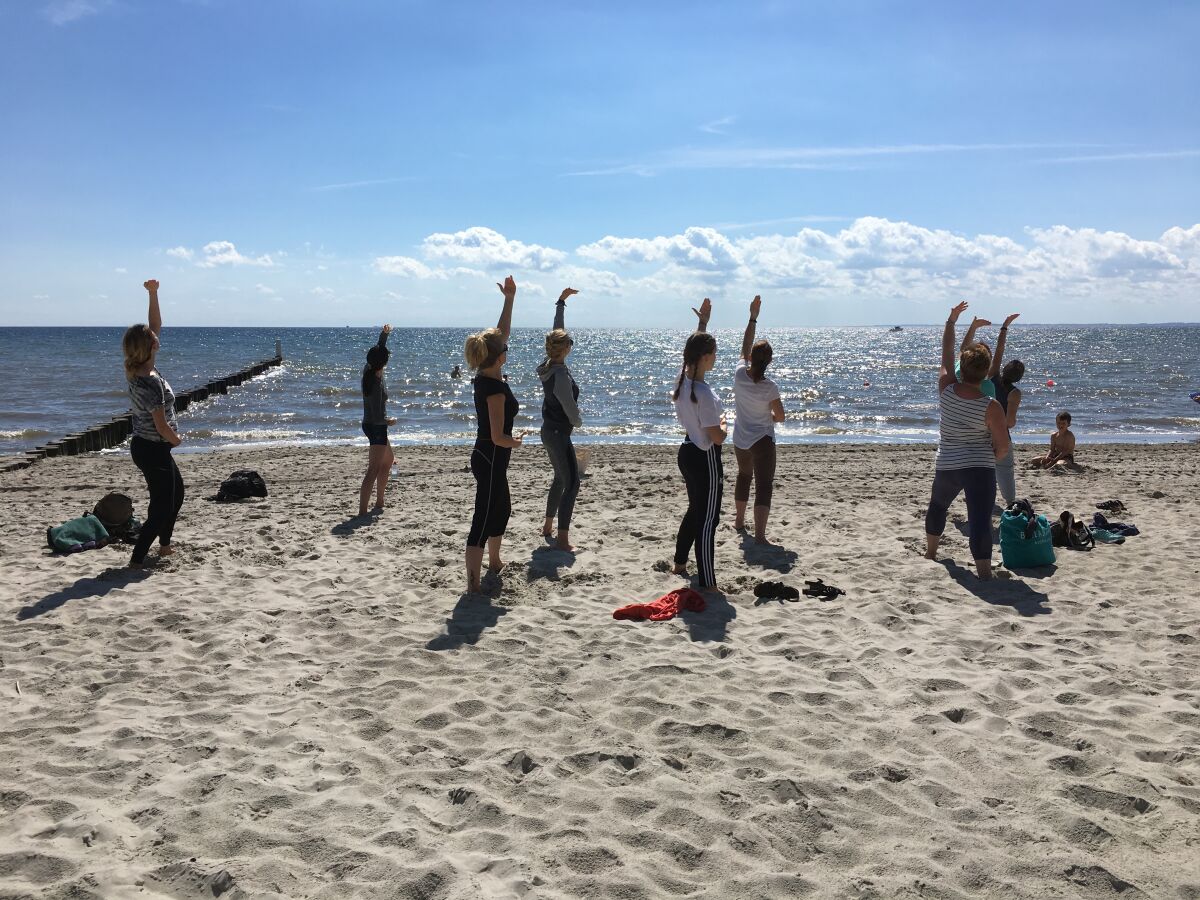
[613,588,706,621]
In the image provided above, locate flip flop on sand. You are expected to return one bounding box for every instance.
[803,578,845,601]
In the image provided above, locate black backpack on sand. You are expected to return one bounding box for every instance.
[215,470,269,502]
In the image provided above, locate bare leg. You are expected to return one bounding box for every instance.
[542,516,554,539]
[373,447,393,510]
[924,533,940,560]
[359,457,378,516]
[555,529,575,552]
[734,500,747,530]
[465,546,483,593]
[753,505,770,544]
[487,535,504,572]
[974,557,993,580]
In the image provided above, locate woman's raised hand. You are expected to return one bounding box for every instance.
[1003,313,1020,327]
[948,301,969,323]
[971,316,992,329]
[749,295,762,319]
[497,276,517,299]
[692,297,712,324]
[558,287,579,303]
[382,324,393,334]
[143,279,159,293]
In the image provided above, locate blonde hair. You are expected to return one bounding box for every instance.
[959,342,992,383]
[122,324,155,380]
[464,327,506,370]
[544,328,572,361]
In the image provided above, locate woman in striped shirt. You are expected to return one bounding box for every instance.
[924,302,1010,580]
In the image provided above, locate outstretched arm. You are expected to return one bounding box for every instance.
[144,280,162,337]
[377,323,392,347]
[554,287,577,330]
[940,302,968,390]
[989,313,1019,378]
[960,315,990,352]
[741,295,761,361]
[691,297,712,333]
[495,276,516,339]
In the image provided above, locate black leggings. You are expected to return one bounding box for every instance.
[925,466,996,561]
[733,435,776,508]
[542,426,580,531]
[130,436,185,564]
[675,440,723,588]
[467,441,512,548]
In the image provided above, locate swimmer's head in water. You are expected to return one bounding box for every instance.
[545,328,573,361]
[1002,359,1025,384]
[958,342,992,384]
[464,327,506,370]
[122,324,158,379]
[749,339,773,383]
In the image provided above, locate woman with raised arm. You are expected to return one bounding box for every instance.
[924,302,1010,580]
[988,313,1024,506]
[123,279,185,568]
[358,324,395,516]
[537,287,583,551]
[731,294,785,544]
[463,276,523,593]
[670,298,727,591]
[956,316,997,398]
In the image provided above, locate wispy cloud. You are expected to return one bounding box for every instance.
[310,177,413,192]
[700,115,736,135]
[43,0,111,26]
[1034,149,1200,164]
[565,142,1099,177]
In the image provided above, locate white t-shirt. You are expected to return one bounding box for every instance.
[673,377,723,450]
[731,359,780,450]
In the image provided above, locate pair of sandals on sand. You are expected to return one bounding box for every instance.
[753,578,845,604]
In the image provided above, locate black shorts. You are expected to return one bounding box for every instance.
[362,423,389,446]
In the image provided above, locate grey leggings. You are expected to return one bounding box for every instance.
[541,426,580,531]
[733,435,776,508]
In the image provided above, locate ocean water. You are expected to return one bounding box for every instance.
[0,325,1197,454]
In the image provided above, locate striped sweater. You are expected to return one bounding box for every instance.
[935,384,996,470]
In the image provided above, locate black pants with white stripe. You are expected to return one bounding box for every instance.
[467,441,512,548]
[675,439,723,588]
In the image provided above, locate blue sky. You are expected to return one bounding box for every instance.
[1,0,1197,326]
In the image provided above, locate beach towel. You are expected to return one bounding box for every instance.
[613,588,705,621]
[1092,512,1139,537]
[47,513,109,554]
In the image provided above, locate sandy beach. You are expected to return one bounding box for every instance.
[1,442,1198,899]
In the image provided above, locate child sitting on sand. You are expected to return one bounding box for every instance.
[1032,411,1076,468]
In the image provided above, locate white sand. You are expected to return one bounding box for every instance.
[1,443,1198,899]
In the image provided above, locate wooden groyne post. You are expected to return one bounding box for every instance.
[0,343,284,473]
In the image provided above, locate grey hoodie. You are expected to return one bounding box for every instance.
[537,300,582,432]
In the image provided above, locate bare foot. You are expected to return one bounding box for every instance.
[157,546,176,558]
[488,561,505,574]
[734,520,746,531]
[358,507,369,517]
[924,550,938,560]
[371,505,385,514]
[755,534,769,545]
[671,563,688,577]
[556,540,576,552]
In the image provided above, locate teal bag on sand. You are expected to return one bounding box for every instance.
[999,511,1055,569]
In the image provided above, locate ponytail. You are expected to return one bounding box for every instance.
[749,340,773,383]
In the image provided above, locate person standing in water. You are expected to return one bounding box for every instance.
[537,287,584,551]
[123,279,184,568]
[671,298,727,591]
[732,294,785,544]
[359,325,395,516]
[925,302,1010,580]
[463,276,523,593]
[987,313,1023,505]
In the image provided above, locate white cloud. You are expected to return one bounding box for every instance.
[255,284,276,295]
[373,255,485,280]
[198,241,275,268]
[421,226,566,271]
[43,0,110,26]
[311,287,336,299]
[577,226,744,275]
[1026,226,1182,277]
[166,246,194,261]
[114,267,127,274]
[700,115,736,135]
